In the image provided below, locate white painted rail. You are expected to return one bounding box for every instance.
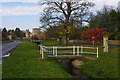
[40,45,44,59]
[40,45,99,59]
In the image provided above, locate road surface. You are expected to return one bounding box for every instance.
[1,41,23,57]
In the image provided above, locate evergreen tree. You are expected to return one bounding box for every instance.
[15,28,21,39]
[109,9,118,32]
[2,27,8,40]
[89,6,120,40]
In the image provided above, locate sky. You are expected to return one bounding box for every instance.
[0,0,120,32]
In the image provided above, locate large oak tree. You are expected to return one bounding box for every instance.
[39,0,94,45]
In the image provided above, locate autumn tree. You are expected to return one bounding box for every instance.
[8,29,16,39]
[69,26,90,40]
[39,1,95,45]
[81,27,107,44]
[46,24,76,44]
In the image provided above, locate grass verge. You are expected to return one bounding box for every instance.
[80,48,119,78]
[2,42,72,78]
[0,40,14,43]
[15,39,30,42]
[40,40,64,46]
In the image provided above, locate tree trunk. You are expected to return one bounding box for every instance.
[59,38,62,44]
[63,2,71,46]
[63,36,67,45]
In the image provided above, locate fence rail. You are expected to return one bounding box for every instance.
[40,45,99,59]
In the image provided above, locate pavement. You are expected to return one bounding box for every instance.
[0,41,23,64]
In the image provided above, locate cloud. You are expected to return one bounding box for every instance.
[92,0,119,6]
[0,0,119,16]
[90,0,119,12]
[1,0,40,3]
[0,4,45,16]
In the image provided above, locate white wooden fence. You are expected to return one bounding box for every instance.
[40,45,99,59]
[40,45,44,59]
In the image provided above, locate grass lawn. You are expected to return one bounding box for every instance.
[80,48,118,78]
[0,40,14,43]
[41,40,119,79]
[2,42,72,78]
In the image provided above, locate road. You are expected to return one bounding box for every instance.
[1,41,23,57]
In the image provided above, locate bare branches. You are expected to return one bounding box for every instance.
[39,1,95,29]
[54,2,67,16]
[50,17,65,23]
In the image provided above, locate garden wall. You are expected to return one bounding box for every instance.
[69,40,120,45]
[108,40,120,45]
[69,40,92,44]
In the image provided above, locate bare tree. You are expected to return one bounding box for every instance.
[39,0,95,45]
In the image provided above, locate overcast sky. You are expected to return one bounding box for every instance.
[0,0,120,32]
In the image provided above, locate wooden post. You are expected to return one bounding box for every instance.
[103,36,108,52]
[53,46,54,55]
[81,46,83,54]
[77,46,79,56]
[97,47,98,58]
[73,46,75,55]
[42,48,44,59]
[56,47,57,56]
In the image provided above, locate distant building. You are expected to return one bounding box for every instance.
[32,28,41,35]
[25,28,47,40]
[29,28,47,40]
[8,35,12,40]
[31,35,45,40]
[26,29,30,39]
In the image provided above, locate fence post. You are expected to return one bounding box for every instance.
[56,47,57,56]
[42,48,44,59]
[97,47,98,58]
[73,46,75,55]
[77,46,79,56]
[53,46,54,55]
[81,46,83,54]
